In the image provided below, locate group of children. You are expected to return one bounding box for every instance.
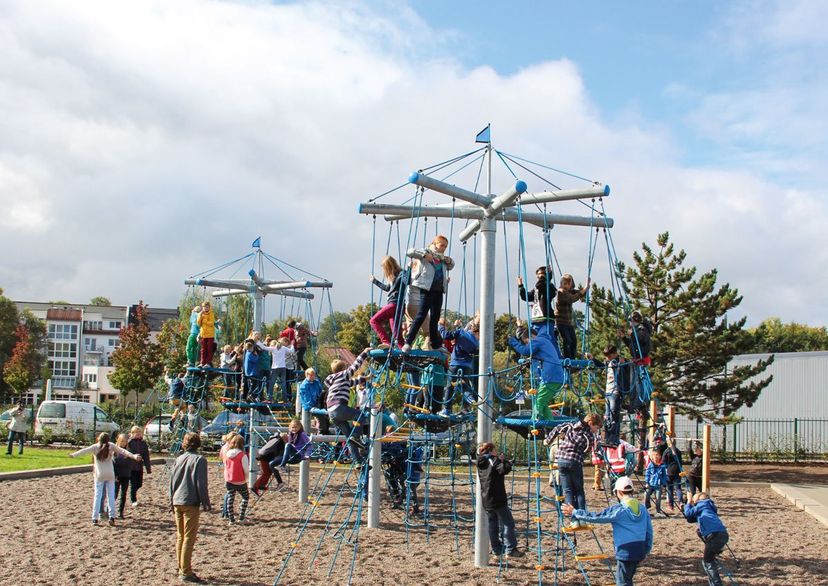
[70,427,152,525]
[481,434,730,586]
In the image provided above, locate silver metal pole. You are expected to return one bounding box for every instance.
[253,289,264,332]
[367,406,382,528]
[248,408,259,488]
[474,215,496,568]
[298,407,311,503]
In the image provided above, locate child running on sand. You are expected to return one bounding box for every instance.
[70,432,142,526]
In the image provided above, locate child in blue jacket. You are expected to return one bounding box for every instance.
[644,450,668,516]
[438,319,480,415]
[508,326,565,421]
[684,492,730,586]
[563,476,652,586]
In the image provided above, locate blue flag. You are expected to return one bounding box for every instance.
[475,125,490,143]
[251,236,261,248]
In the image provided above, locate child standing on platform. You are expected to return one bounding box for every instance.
[186,307,200,366]
[402,235,454,352]
[196,301,217,367]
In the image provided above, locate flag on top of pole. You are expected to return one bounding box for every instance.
[475,124,491,144]
[251,236,261,248]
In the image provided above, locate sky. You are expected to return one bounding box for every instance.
[1,0,826,327]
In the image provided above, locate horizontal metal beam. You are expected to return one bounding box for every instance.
[521,184,610,205]
[262,280,333,291]
[185,278,249,291]
[211,288,314,300]
[409,172,492,207]
[360,203,613,231]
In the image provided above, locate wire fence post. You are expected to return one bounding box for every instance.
[794,418,799,463]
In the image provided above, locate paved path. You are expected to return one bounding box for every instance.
[771,483,828,527]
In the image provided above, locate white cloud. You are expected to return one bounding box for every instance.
[0,0,825,328]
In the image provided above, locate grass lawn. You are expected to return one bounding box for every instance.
[0,447,79,473]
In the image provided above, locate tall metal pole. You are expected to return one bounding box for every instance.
[474,214,496,568]
[298,407,311,503]
[253,289,264,332]
[367,406,382,528]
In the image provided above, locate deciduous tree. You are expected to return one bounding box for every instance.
[108,302,163,413]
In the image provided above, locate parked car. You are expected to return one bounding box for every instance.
[143,414,174,443]
[200,409,281,449]
[34,400,119,440]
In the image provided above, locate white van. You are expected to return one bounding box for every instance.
[35,400,119,440]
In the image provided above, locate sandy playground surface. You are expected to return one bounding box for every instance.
[0,463,826,586]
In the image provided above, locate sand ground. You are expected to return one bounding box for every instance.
[1,463,826,586]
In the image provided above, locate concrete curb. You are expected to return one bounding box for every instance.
[771,483,828,528]
[0,458,167,481]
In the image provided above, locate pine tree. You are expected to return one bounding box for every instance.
[590,232,772,421]
[108,302,163,413]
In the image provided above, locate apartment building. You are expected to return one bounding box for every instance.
[14,301,177,405]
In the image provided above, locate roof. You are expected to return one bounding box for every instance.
[129,305,179,332]
[316,346,357,363]
[46,308,82,321]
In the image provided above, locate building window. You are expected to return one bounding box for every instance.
[48,323,79,340]
[108,338,120,347]
[109,321,122,330]
[84,338,97,351]
[83,373,97,384]
[83,321,103,331]
[49,342,77,359]
[48,360,77,377]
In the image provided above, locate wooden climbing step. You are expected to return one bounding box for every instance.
[562,524,596,533]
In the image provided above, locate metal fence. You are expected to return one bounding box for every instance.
[672,418,828,462]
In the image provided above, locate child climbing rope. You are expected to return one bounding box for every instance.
[517,265,555,337]
[507,325,565,422]
[555,273,590,359]
[562,476,653,586]
[369,255,407,348]
[684,492,730,586]
[325,348,372,464]
[477,442,524,559]
[588,344,632,446]
[438,318,480,415]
